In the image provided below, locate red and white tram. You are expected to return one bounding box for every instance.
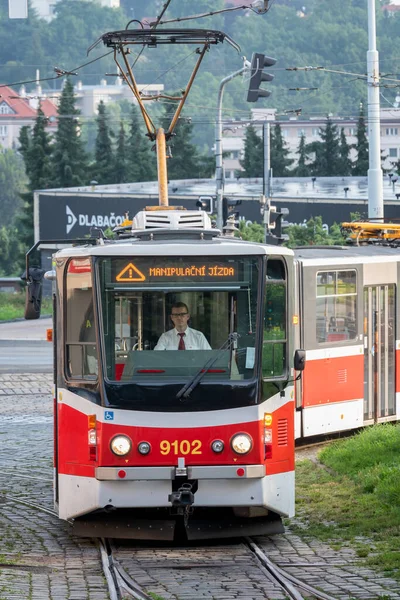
[293,245,400,439]
[28,209,304,540]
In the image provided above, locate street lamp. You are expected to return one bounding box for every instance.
[367,0,383,218]
[215,58,250,230]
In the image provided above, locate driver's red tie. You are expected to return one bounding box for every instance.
[178,332,186,350]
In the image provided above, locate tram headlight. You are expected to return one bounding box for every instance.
[211,440,224,453]
[138,441,151,455]
[110,435,132,456]
[231,433,253,455]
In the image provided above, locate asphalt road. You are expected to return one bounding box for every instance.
[0,318,53,373]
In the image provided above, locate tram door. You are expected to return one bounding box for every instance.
[363,285,396,423]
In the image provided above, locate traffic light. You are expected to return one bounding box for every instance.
[222,198,242,226]
[247,53,276,103]
[196,196,214,214]
[265,205,289,245]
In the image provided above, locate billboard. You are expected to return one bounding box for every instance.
[35,190,400,243]
[36,194,216,241]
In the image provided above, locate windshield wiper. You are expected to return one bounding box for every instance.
[176,333,239,401]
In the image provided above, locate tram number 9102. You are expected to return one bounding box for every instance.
[160,440,202,455]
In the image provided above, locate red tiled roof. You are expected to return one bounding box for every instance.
[0,86,58,120]
[381,4,400,10]
[41,98,58,120]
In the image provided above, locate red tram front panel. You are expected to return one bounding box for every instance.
[56,388,295,520]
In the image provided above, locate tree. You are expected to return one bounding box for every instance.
[28,106,53,191]
[392,156,400,175]
[161,108,214,180]
[47,1,127,86]
[305,140,324,176]
[320,116,341,176]
[51,79,90,188]
[270,123,294,176]
[92,100,114,184]
[18,105,53,248]
[380,149,389,175]
[126,105,157,182]
[339,127,353,175]
[239,125,262,177]
[353,103,369,176]
[238,220,264,242]
[306,117,341,176]
[0,225,24,276]
[0,150,26,227]
[114,122,129,184]
[294,133,309,176]
[285,216,345,247]
[18,126,32,170]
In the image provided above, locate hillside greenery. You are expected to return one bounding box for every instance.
[0,0,398,152]
[1,0,399,274]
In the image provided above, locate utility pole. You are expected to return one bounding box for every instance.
[367,0,383,219]
[262,122,272,243]
[215,60,249,230]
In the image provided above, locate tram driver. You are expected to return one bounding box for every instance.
[154,302,211,351]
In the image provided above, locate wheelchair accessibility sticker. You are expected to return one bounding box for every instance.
[104,411,114,421]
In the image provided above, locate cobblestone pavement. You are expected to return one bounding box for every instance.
[0,374,110,600]
[112,532,400,600]
[1,374,400,600]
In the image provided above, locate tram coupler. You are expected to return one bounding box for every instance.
[168,483,194,508]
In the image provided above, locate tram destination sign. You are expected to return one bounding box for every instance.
[108,258,241,285]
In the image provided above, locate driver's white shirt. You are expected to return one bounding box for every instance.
[154,327,211,350]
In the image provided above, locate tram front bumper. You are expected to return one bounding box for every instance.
[59,466,294,521]
[93,464,292,515]
[95,464,266,480]
[95,465,271,510]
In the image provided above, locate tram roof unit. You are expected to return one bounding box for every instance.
[55,235,294,259]
[294,244,400,266]
[54,208,294,258]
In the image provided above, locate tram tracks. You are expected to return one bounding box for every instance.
[102,536,341,600]
[100,538,153,600]
[245,538,339,600]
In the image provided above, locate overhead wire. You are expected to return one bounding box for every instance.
[1,55,399,73]
[129,0,173,72]
[0,6,396,135]
[0,49,115,90]
[146,1,271,27]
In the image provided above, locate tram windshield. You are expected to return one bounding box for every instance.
[98,256,260,383]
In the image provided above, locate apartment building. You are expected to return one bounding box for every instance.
[0,77,163,150]
[221,106,400,179]
[60,79,164,118]
[0,85,58,150]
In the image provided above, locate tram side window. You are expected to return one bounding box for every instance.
[262,259,287,378]
[65,259,98,380]
[316,270,357,343]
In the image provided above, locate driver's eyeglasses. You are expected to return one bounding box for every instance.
[171,312,188,317]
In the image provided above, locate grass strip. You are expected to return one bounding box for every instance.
[293,423,400,579]
[0,292,52,321]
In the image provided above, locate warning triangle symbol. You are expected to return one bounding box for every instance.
[116,262,146,282]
